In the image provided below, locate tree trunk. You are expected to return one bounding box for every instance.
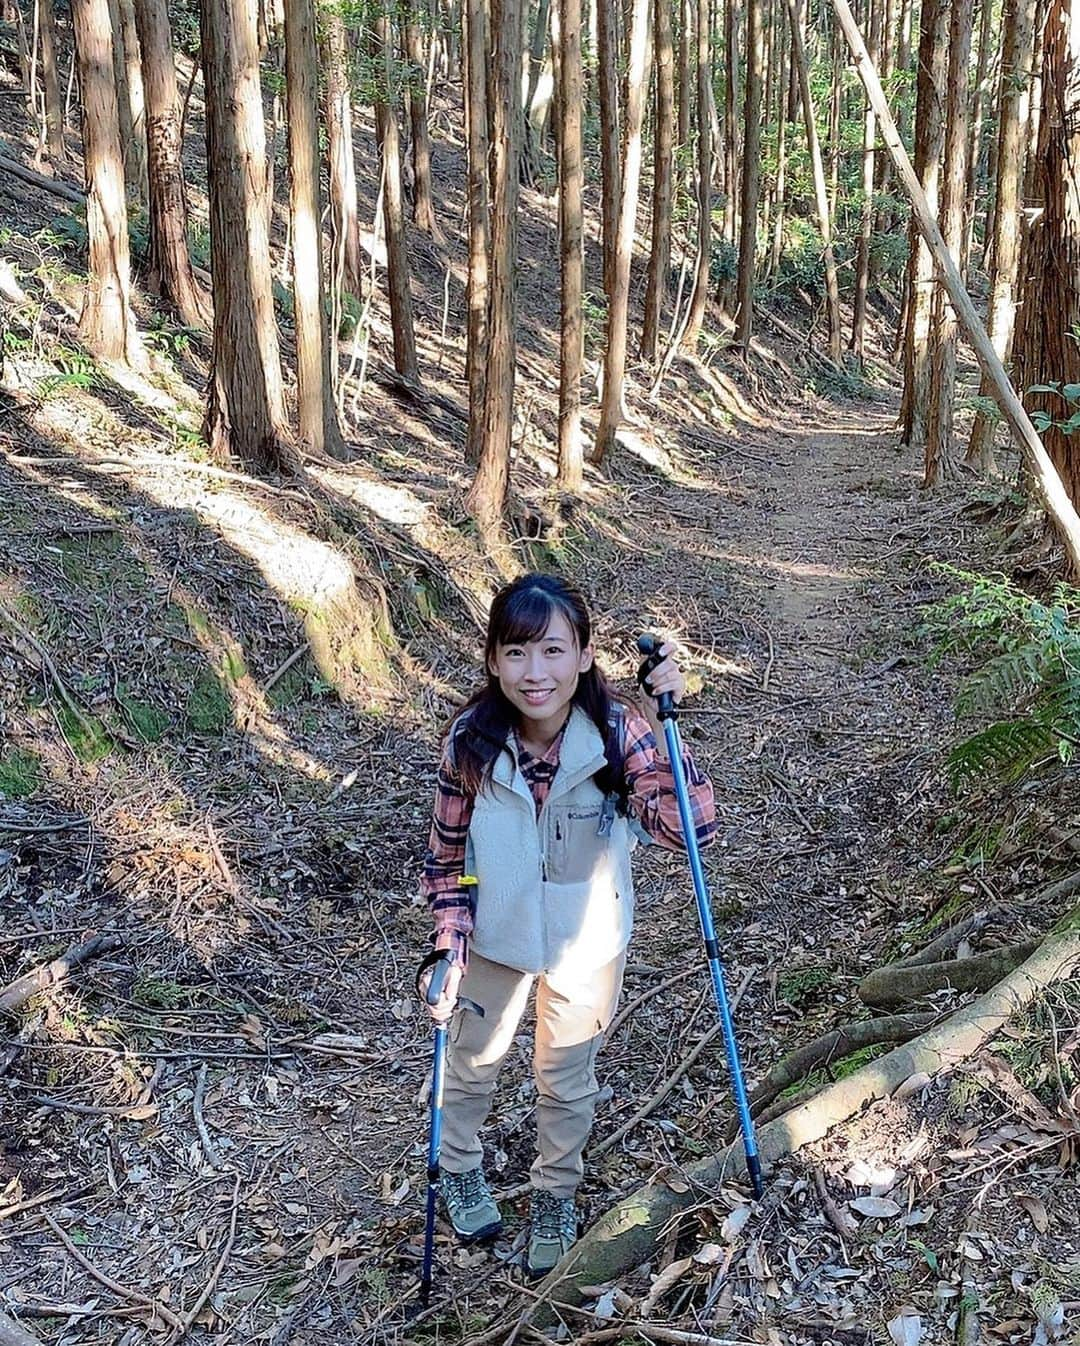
[596,0,621,301]
[115,0,146,202]
[898,0,948,448]
[769,8,789,277]
[923,0,973,485]
[464,0,522,533]
[962,0,995,274]
[786,0,843,364]
[682,0,711,347]
[71,0,137,364]
[132,0,209,329]
[199,0,291,470]
[593,0,651,463]
[733,0,763,348]
[522,0,552,180]
[722,0,740,252]
[373,9,420,384]
[38,0,66,163]
[676,0,691,151]
[404,0,439,234]
[1011,0,1080,513]
[557,0,584,490]
[285,0,347,458]
[850,0,881,359]
[641,0,674,362]
[967,0,1039,472]
[463,0,489,465]
[322,9,363,300]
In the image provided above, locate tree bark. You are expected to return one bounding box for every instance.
[522,0,553,181]
[199,0,292,470]
[596,0,621,301]
[132,0,209,329]
[463,0,489,466]
[404,0,439,235]
[898,0,947,448]
[557,0,585,490]
[722,0,740,252]
[373,8,420,383]
[38,0,66,163]
[676,0,691,151]
[967,0,1039,472]
[681,0,711,347]
[850,0,881,359]
[593,0,651,463]
[962,0,995,274]
[1011,0,1080,514]
[322,9,363,300]
[732,0,763,348]
[786,0,843,364]
[923,0,973,485]
[641,0,674,363]
[114,0,146,202]
[832,0,1080,572]
[71,0,137,363]
[464,0,522,534]
[285,0,347,457]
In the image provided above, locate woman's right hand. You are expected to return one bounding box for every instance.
[420,955,464,1023]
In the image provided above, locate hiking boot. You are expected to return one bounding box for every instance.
[526,1190,578,1278]
[440,1167,502,1242]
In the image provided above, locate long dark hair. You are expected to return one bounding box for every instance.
[447,574,628,800]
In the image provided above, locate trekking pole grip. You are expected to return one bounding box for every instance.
[416,949,453,1006]
[637,633,677,720]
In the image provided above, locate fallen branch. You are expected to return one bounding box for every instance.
[0,933,122,1016]
[172,1174,241,1342]
[725,1012,936,1139]
[858,941,1039,1009]
[41,1212,185,1334]
[0,153,84,205]
[528,926,1080,1324]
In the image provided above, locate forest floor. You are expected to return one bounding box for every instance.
[2,32,1080,1346]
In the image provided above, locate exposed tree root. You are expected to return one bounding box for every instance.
[526,927,1080,1326]
[724,1012,936,1140]
[858,941,1039,1009]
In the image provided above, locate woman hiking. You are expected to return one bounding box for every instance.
[419,573,717,1277]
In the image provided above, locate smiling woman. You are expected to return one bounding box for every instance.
[414,572,717,1278]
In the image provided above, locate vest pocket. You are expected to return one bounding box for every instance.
[547,803,610,885]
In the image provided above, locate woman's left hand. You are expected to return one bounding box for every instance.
[639,641,686,744]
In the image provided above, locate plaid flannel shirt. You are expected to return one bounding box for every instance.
[422,706,717,966]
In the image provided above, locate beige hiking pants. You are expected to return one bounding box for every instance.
[441,951,626,1198]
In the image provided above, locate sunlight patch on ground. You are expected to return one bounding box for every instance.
[311,468,430,526]
[711,549,873,584]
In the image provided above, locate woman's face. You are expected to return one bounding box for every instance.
[489,608,594,739]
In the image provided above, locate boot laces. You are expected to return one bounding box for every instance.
[532,1191,576,1242]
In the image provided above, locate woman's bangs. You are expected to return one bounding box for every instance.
[494,590,561,648]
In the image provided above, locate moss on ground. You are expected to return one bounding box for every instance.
[0,745,41,797]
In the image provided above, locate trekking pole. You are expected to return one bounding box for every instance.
[415,949,452,1308]
[637,634,764,1199]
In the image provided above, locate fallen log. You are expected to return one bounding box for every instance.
[858,940,1039,1009]
[0,153,84,205]
[724,1011,936,1139]
[0,933,122,1017]
[530,926,1080,1325]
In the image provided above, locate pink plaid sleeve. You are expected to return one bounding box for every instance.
[621,708,717,850]
[420,751,475,965]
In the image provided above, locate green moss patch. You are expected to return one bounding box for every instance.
[57,706,113,763]
[0,746,42,798]
[186,671,231,735]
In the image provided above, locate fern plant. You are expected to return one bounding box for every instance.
[929,566,1080,788]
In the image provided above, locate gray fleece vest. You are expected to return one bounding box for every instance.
[466,706,635,976]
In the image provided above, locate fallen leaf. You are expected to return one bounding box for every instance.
[1016,1193,1050,1233]
[893,1071,932,1101]
[693,1241,727,1265]
[887,1310,923,1346]
[850,1196,902,1219]
[722,1204,752,1241]
[640,1257,693,1317]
